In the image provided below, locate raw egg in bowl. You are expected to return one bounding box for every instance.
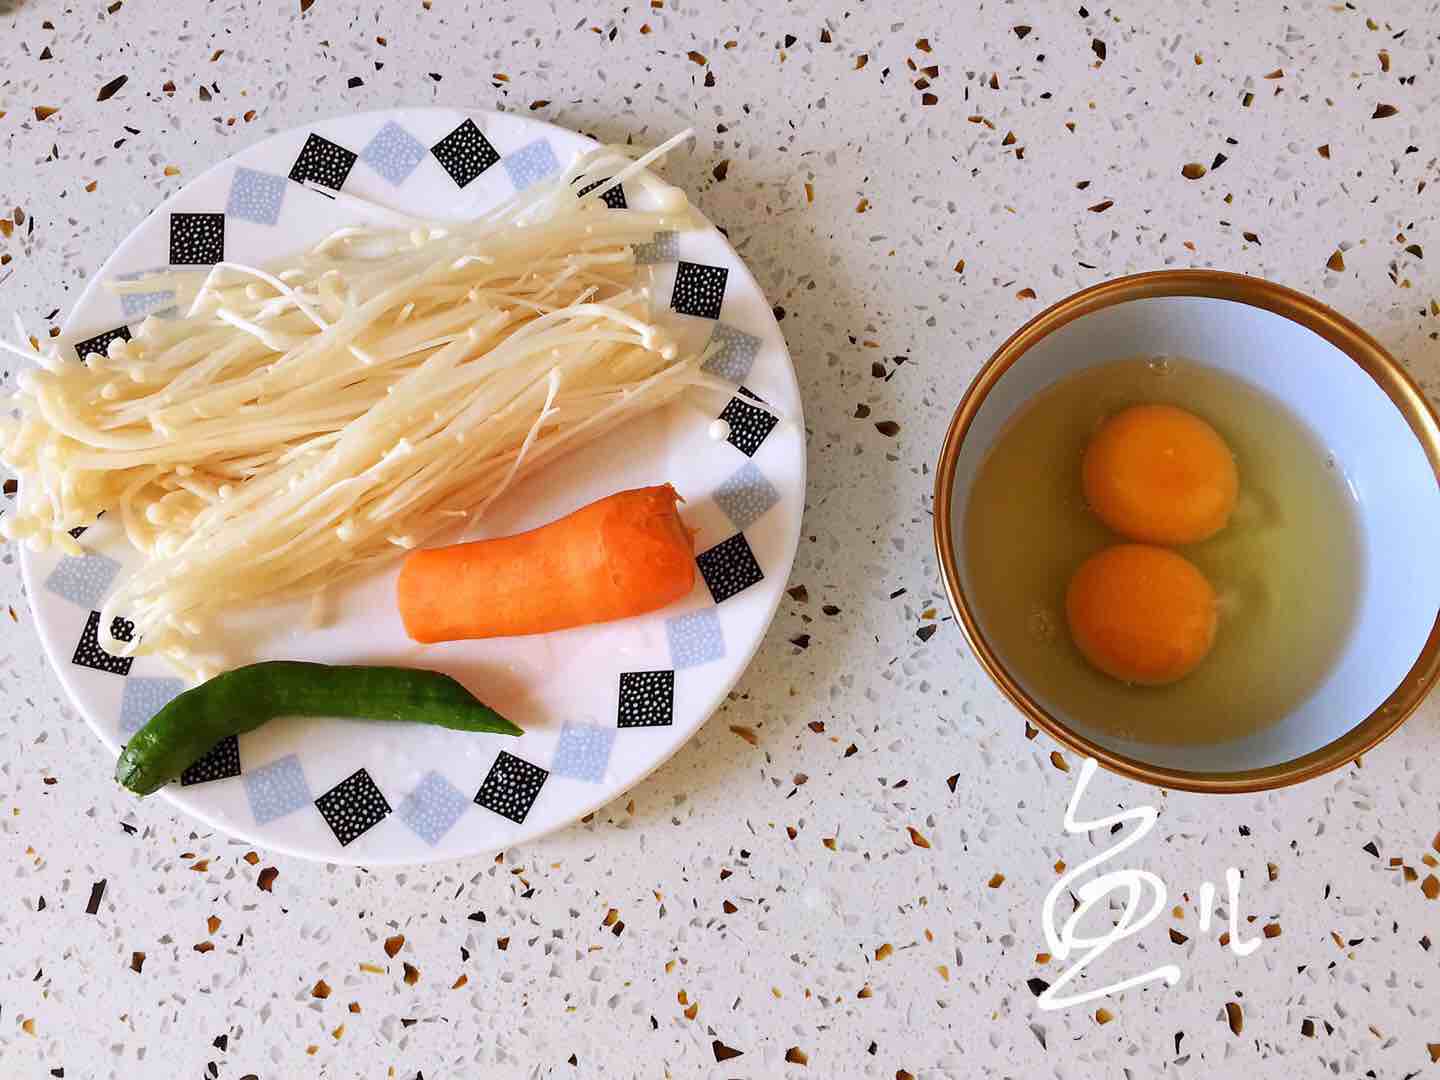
[934,270,1440,791]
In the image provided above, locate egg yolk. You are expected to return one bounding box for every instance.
[1065,543,1218,685]
[1082,403,1238,544]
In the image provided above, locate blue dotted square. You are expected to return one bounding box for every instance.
[115,270,174,319]
[361,121,429,186]
[244,754,312,826]
[714,462,780,531]
[44,553,121,609]
[226,166,287,225]
[702,323,762,383]
[396,770,471,845]
[503,139,561,190]
[120,289,177,319]
[550,723,616,782]
[120,677,187,736]
[633,230,679,265]
[666,609,726,669]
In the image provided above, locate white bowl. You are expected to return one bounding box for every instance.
[935,271,1440,791]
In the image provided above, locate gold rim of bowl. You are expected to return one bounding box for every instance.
[932,269,1440,793]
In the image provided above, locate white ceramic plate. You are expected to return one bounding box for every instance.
[19,108,805,864]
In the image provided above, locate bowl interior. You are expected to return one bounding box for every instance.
[949,293,1440,775]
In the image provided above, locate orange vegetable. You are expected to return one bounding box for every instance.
[398,485,695,643]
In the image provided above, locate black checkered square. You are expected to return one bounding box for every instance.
[67,510,102,540]
[474,751,548,824]
[617,671,675,728]
[315,768,391,846]
[577,176,627,209]
[430,118,501,188]
[71,610,133,677]
[74,325,132,363]
[696,533,764,604]
[168,213,225,265]
[719,390,779,457]
[180,735,242,786]
[671,261,729,319]
[288,133,357,191]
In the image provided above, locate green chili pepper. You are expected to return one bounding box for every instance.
[115,661,522,796]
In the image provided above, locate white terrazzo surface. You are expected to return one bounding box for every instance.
[3,2,1440,1077]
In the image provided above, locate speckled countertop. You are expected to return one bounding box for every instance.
[3,2,1440,1077]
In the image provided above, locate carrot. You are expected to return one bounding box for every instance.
[397,485,696,643]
